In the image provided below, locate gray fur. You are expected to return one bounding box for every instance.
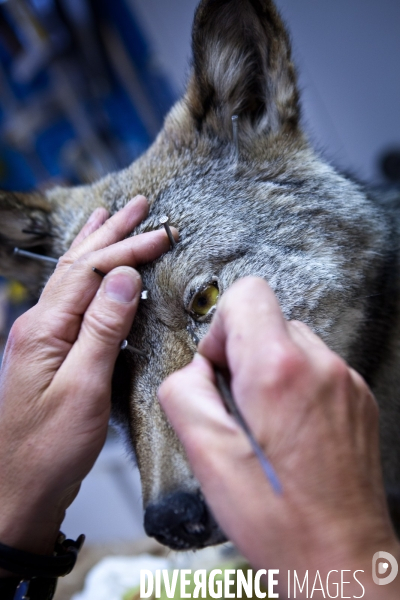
[0,0,400,549]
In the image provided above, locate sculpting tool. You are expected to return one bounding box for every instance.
[187,325,282,495]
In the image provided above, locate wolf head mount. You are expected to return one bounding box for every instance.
[1,0,399,550]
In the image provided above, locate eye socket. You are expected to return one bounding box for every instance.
[189,282,219,318]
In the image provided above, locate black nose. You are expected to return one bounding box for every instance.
[144,491,216,550]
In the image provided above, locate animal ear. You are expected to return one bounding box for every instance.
[187,0,299,140]
[0,190,57,294]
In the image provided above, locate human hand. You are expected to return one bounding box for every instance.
[159,277,400,598]
[0,195,176,558]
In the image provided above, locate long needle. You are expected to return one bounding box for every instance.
[14,247,58,265]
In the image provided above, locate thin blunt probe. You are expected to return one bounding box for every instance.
[186,325,282,495]
[14,247,58,265]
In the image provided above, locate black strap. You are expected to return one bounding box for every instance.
[0,534,85,579]
[15,578,58,600]
[0,577,22,600]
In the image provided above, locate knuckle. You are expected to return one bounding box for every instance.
[239,343,305,397]
[58,245,99,271]
[77,251,97,272]
[322,354,350,385]
[102,213,125,239]
[84,304,127,343]
[62,251,100,279]
[268,345,305,387]
[57,248,78,267]
[7,312,33,351]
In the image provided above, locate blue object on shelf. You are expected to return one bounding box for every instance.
[0,0,176,190]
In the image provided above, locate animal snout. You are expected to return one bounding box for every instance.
[144,491,223,550]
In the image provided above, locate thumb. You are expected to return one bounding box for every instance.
[158,354,240,469]
[58,267,142,399]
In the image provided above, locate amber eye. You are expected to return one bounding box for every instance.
[189,282,219,318]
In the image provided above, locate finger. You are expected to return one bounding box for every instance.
[69,207,109,249]
[197,278,303,435]
[159,354,277,536]
[76,227,179,277]
[38,228,177,338]
[199,277,293,395]
[288,320,328,351]
[199,277,289,370]
[159,354,242,466]
[42,196,149,296]
[53,267,142,409]
[61,195,149,265]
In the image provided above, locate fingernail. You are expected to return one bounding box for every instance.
[104,270,140,303]
[87,207,105,225]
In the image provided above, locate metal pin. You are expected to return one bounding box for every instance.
[92,267,106,278]
[159,216,176,249]
[187,324,200,346]
[120,339,148,358]
[186,324,282,495]
[232,115,239,154]
[14,247,58,265]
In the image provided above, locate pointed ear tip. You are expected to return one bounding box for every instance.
[187,0,299,136]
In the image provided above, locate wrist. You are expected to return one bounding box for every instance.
[0,492,65,561]
[0,511,62,579]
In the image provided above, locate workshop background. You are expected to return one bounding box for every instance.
[0,0,399,549]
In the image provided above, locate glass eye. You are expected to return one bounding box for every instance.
[189,282,219,318]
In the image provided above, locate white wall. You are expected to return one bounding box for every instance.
[62,436,145,544]
[130,0,400,182]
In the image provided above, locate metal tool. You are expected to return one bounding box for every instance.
[120,339,148,358]
[159,215,176,249]
[14,247,58,265]
[186,325,282,495]
[92,267,106,277]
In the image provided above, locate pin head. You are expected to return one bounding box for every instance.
[159,215,176,249]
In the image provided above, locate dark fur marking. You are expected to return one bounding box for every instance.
[189,0,299,133]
